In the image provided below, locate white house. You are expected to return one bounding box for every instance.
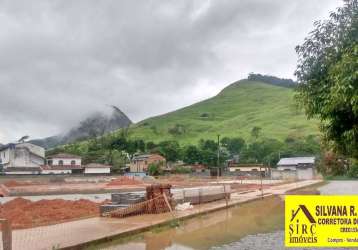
[275,156,316,180]
[84,163,112,174]
[46,153,83,174]
[0,142,45,174]
[40,165,72,175]
[47,153,81,166]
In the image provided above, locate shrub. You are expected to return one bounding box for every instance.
[168,124,186,136]
[173,166,192,174]
[148,162,163,176]
[347,164,358,178]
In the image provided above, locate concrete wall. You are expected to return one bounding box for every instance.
[297,168,314,180]
[41,169,72,174]
[0,148,11,165]
[130,155,165,173]
[84,168,110,174]
[277,166,296,171]
[4,170,40,175]
[271,168,315,180]
[1,143,45,168]
[13,148,44,167]
[19,143,45,158]
[229,167,263,172]
[271,169,298,180]
[51,158,81,166]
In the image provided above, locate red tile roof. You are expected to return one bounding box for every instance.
[47,153,81,159]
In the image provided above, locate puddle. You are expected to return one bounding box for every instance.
[90,196,285,250]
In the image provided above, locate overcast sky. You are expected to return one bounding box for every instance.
[0,0,342,143]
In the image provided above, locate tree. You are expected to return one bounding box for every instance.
[251,126,262,140]
[295,0,358,158]
[158,140,181,162]
[199,139,218,152]
[148,162,163,176]
[146,141,157,151]
[183,145,202,164]
[198,139,228,166]
[248,73,296,88]
[109,150,129,173]
[318,151,347,176]
[240,138,283,165]
[220,137,246,156]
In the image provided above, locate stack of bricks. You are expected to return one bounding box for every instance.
[102,184,174,217]
[145,184,174,214]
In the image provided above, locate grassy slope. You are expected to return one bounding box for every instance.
[127,80,319,144]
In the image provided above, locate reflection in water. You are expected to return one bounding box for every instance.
[91,181,358,250]
[96,196,284,250]
[212,230,356,250]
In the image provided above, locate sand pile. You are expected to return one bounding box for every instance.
[0,197,100,229]
[107,176,143,186]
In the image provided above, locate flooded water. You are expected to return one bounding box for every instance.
[90,181,358,250]
[91,196,285,250]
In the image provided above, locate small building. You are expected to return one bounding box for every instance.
[47,153,82,166]
[130,154,166,173]
[84,163,112,174]
[0,142,45,174]
[275,156,316,180]
[40,165,73,175]
[190,164,207,173]
[228,163,268,176]
[46,153,83,174]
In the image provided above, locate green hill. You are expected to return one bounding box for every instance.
[128,79,319,144]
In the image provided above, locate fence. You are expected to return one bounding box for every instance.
[1,184,234,250]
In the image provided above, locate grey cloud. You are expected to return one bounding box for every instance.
[0,0,342,142]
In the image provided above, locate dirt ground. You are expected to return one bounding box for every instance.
[0,175,287,230]
[0,176,148,196]
[0,175,283,196]
[0,197,103,229]
[155,175,282,191]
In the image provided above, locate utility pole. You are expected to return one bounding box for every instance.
[217,134,220,178]
[260,165,263,199]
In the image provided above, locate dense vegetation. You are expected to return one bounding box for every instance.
[48,130,321,172]
[295,0,357,159]
[47,76,321,173]
[128,79,318,144]
[247,73,296,88]
[292,0,358,178]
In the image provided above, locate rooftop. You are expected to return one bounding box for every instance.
[132,154,164,161]
[47,153,82,159]
[277,157,315,166]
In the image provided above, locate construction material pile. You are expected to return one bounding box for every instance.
[0,197,100,229]
[106,176,143,186]
[172,185,231,204]
[100,192,146,214]
[101,184,173,218]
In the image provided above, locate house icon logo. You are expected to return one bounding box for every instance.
[288,204,317,244]
[291,205,316,223]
